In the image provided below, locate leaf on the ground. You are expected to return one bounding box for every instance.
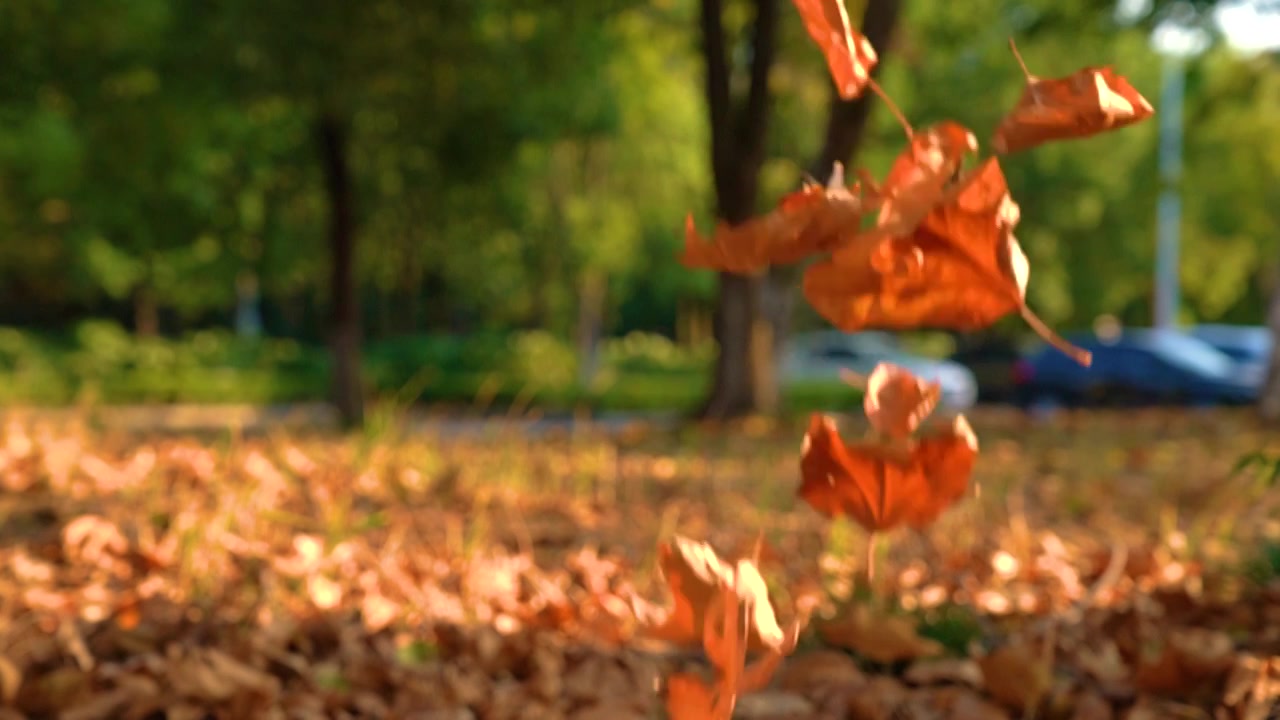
[799,413,977,532]
[1133,627,1235,694]
[803,158,1090,365]
[977,640,1052,712]
[864,363,941,439]
[904,657,984,687]
[817,603,943,663]
[0,656,20,706]
[992,39,1154,154]
[777,650,867,696]
[792,0,878,99]
[679,165,872,275]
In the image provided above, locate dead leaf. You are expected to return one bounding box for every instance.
[903,657,984,687]
[803,158,1091,365]
[992,38,1154,154]
[641,536,785,654]
[679,165,871,275]
[792,0,878,99]
[777,650,867,696]
[872,121,979,239]
[1133,627,1235,694]
[977,640,1052,713]
[818,604,943,663]
[799,413,977,532]
[864,363,942,439]
[0,656,20,705]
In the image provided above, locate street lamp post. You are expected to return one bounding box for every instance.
[1153,53,1185,330]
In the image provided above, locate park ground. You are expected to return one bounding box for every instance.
[0,406,1279,718]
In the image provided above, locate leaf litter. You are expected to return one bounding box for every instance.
[0,403,1274,718]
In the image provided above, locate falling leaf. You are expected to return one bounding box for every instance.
[872,121,979,239]
[803,158,1091,365]
[640,536,785,653]
[992,39,1154,154]
[679,166,872,275]
[664,672,725,720]
[792,0,878,99]
[799,413,977,532]
[818,603,944,663]
[863,363,941,439]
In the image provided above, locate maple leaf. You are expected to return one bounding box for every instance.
[992,39,1155,155]
[639,536,785,654]
[871,121,979,240]
[802,158,1091,366]
[679,164,872,275]
[792,0,879,100]
[798,412,977,532]
[863,362,941,440]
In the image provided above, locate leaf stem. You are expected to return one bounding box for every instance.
[1020,305,1092,366]
[1007,38,1032,80]
[867,79,913,140]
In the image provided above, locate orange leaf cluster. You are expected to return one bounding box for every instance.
[680,1,1156,367]
[799,363,978,533]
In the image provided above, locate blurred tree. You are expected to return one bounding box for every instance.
[695,0,783,419]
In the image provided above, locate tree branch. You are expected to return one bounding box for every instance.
[699,0,734,206]
[735,0,781,200]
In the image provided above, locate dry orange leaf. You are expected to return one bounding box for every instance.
[792,0,878,100]
[992,39,1154,155]
[640,536,785,654]
[864,362,941,439]
[978,640,1052,712]
[817,603,944,663]
[802,158,1091,365]
[798,412,977,532]
[680,165,871,275]
[872,121,979,240]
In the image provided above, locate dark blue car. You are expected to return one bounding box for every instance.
[1013,328,1263,407]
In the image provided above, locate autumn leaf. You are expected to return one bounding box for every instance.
[992,39,1154,155]
[978,640,1053,712]
[679,165,872,275]
[798,412,977,532]
[802,158,1091,365]
[792,0,878,100]
[863,363,941,439]
[639,536,785,654]
[871,121,979,239]
[818,603,944,664]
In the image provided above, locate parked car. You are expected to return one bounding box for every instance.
[1188,324,1272,372]
[1012,328,1263,408]
[782,330,978,409]
[947,336,1024,402]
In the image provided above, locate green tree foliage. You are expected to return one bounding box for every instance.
[0,0,1275,410]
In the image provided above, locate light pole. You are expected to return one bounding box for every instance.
[1150,9,1210,329]
[1152,53,1185,330]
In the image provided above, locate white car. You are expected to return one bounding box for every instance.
[781,330,979,410]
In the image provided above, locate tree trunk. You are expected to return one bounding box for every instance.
[1258,278,1280,423]
[133,284,159,337]
[317,113,364,429]
[697,0,781,420]
[576,270,607,389]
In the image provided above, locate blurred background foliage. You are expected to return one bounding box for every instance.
[0,0,1275,410]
